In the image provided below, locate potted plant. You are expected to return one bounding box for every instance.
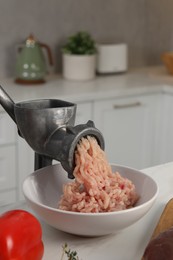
[62,31,97,81]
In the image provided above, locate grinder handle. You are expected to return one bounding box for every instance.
[0,85,16,123]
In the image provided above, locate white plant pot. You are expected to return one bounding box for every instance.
[62,54,96,81]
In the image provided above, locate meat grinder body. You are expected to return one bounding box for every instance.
[0,85,104,178]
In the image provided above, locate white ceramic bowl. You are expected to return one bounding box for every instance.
[23,163,158,237]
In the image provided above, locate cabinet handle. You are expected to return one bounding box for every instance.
[113,101,141,109]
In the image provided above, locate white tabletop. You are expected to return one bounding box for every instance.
[1,162,173,260]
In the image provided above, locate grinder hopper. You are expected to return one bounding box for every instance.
[0,85,104,178]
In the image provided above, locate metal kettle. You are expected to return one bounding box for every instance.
[15,34,53,84]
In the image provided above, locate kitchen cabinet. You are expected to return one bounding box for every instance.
[0,111,16,145]
[17,137,35,200]
[1,66,173,206]
[0,112,17,206]
[75,102,93,124]
[93,94,161,169]
[157,93,173,164]
[0,93,165,204]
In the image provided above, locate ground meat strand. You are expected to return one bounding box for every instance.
[58,136,139,213]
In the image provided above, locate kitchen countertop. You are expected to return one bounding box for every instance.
[1,66,173,110]
[1,161,173,260]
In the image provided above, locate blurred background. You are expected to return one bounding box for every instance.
[0,0,172,77]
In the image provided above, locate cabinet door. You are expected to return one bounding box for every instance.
[94,95,159,169]
[0,190,17,207]
[17,137,35,200]
[0,112,17,205]
[75,102,93,124]
[158,93,173,164]
[0,146,16,190]
[0,111,16,145]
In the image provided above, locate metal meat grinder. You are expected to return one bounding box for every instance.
[0,85,104,179]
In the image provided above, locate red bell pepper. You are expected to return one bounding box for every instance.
[0,209,44,260]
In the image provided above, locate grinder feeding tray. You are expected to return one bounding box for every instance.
[0,85,104,178]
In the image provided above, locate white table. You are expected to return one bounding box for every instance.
[1,162,173,260]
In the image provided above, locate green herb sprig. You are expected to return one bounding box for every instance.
[61,243,79,260]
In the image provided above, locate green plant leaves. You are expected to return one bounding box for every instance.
[62,31,96,55]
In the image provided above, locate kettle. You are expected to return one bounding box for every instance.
[15,34,53,84]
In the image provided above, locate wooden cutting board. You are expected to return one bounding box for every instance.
[142,198,173,259]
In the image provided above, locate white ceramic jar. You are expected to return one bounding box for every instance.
[62,54,96,81]
[96,43,128,74]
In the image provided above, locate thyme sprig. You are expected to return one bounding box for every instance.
[61,243,79,260]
